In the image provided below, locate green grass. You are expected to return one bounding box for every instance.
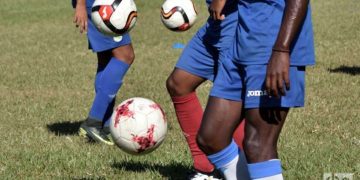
[0,0,359,179]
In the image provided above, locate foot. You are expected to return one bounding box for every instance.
[187,169,223,180]
[79,118,114,146]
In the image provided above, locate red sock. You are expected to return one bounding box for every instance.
[171,92,245,172]
[171,92,214,173]
[234,120,245,150]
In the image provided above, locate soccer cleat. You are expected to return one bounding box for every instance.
[102,125,114,144]
[79,118,114,146]
[187,169,223,180]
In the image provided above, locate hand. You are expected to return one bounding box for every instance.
[208,0,226,20]
[265,51,290,98]
[73,4,88,33]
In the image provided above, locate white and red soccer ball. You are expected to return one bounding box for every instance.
[91,0,137,36]
[160,0,197,31]
[110,97,167,155]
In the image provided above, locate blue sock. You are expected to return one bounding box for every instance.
[208,140,250,179]
[248,159,283,180]
[89,57,130,122]
[94,64,105,93]
[103,98,115,127]
[94,63,115,125]
[208,140,238,169]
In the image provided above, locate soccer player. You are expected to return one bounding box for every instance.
[72,0,135,145]
[166,0,248,179]
[197,0,315,179]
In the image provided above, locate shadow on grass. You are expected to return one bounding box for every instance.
[328,65,360,76]
[47,120,82,136]
[112,160,190,179]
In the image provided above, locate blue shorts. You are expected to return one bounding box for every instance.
[175,8,238,81]
[87,19,131,52]
[210,57,306,108]
[85,4,131,52]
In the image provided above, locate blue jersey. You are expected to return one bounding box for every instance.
[232,0,315,66]
[202,0,238,49]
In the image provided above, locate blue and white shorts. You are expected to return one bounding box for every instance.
[210,57,306,108]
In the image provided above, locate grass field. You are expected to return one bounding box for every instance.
[0,0,359,179]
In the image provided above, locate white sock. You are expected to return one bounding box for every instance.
[220,155,239,180]
[220,153,250,180]
[208,141,250,180]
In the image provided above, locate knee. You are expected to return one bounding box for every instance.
[244,134,276,162]
[166,75,191,96]
[112,47,135,65]
[165,76,177,95]
[196,133,212,154]
[126,51,135,63]
[243,136,260,160]
[196,131,221,155]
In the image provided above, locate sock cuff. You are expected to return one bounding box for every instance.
[171,92,197,103]
[207,140,239,168]
[110,57,130,68]
[248,159,282,179]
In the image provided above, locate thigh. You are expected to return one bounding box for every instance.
[96,44,135,69]
[167,68,206,95]
[199,96,244,153]
[244,107,288,162]
[111,44,134,64]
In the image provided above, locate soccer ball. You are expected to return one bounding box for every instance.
[160,0,197,31]
[110,97,167,155]
[91,0,137,36]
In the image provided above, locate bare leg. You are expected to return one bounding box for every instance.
[197,97,249,180]
[197,96,243,154]
[244,108,289,163]
[166,68,205,96]
[111,44,135,65]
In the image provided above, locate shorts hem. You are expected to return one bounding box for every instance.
[209,91,242,102]
[90,41,132,53]
[175,64,214,81]
[234,58,315,67]
[244,102,304,109]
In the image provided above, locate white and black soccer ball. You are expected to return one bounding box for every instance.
[110,97,167,155]
[160,0,197,31]
[91,0,137,36]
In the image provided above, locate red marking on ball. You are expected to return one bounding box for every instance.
[132,124,157,153]
[178,23,190,31]
[114,99,134,128]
